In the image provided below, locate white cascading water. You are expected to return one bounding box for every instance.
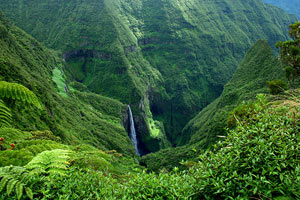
[128,105,141,156]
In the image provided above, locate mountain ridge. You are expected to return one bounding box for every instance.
[141,39,286,171]
[0,0,296,153]
[0,12,136,155]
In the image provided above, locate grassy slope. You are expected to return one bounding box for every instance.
[264,0,300,18]
[0,12,135,155]
[140,40,286,171]
[0,0,295,148]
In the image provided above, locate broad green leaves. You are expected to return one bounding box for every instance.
[0,81,42,109]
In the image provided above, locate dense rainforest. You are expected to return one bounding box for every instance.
[0,0,299,199]
[0,0,296,152]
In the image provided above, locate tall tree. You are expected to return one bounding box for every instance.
[276,22,300,86]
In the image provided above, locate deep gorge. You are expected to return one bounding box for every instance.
[0,0,296,154]
[0,0,300,199]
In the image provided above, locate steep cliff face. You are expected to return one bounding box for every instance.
[0,0,296,150]
[264,0,300,18]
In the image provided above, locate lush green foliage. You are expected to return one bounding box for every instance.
[0,0,295,148]
[190,94,300,199]
[0,81,42,128]
[0,100,11,128]
[266,80,288,94]
[0,2,299,199]
[185,40,286,146]
[0,13,135,155]
[26,149,71,175]
[142,40,286,171]
[276,22,300,86]
[0,81,42,109]
[2,94,299,199]
[0,128,31,150]
[0,166,33,200]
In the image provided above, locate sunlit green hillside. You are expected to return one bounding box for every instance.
[0,0,296,149]
[140,40,286,171]
[0,12,135,155]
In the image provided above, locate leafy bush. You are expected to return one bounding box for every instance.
[26,130,61,142]
[0,166,33,200]
[0,150,34,167]
[0,128,31,150]
[33,167,118,200]
[227,103,254,129]
[72,151,112,171]
[267,80,288,95]
[118,170,195,200]
[276,22,300,85]
[14,140,66,151]
[190,95,300,199]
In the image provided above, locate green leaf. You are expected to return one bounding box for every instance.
[0,176,10,192]
[0,81,42,109]
[280,174,284,181]
[253,187,258,194]
[25,187,33,200]
[16,182,23,200]
[6,179,18,195]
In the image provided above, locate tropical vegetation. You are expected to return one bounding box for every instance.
[0,1,299,199]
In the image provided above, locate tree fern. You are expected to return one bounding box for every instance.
[26,149,72,175]
[0,166,33,200]
[0,99,11,128]
[0,81,42,109]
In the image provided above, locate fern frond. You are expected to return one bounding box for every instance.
[26,149,72,175]
[25,187,33,199]
[7,179,17,195]
[47,168,68,175]
[0,166,32,199]
[0,99,12,127]
[16,182,23,200]
[0,81,42,109]
[21,143,69,156]
[0,176,10,192]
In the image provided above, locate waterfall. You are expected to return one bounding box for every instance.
[128,105,141,156]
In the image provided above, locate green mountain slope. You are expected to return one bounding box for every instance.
[0,0,295,149]
[141,40,286,171]
[0,12,135,155]
[264,0,300,18]
[183,40,286,147]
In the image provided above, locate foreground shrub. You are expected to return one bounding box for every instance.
[191,95,300,199]
[266,80,287,95]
